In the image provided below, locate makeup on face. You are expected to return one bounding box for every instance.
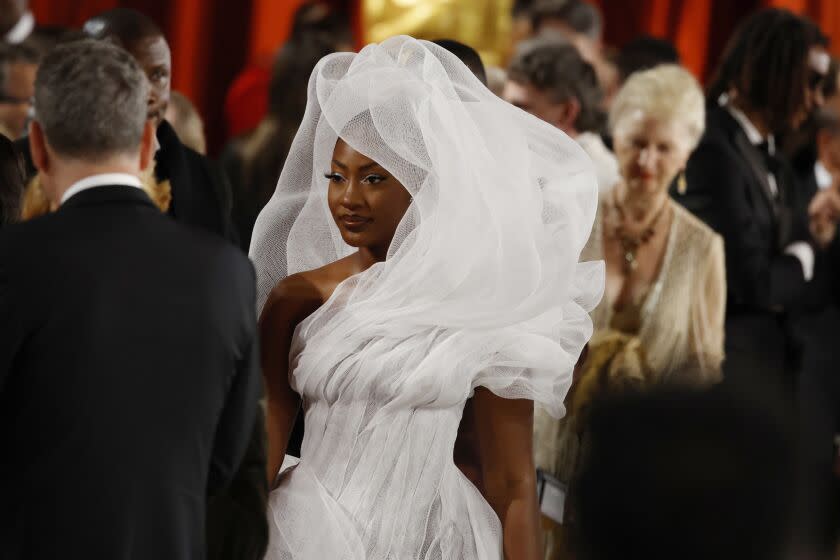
[326,139,412,250]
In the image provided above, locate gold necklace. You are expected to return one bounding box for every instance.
[610,195,669,275]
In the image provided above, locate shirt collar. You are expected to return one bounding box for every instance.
[60,173,143,205]
[5,11,34,44]
[719,94,775,155]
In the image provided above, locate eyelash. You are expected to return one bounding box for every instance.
[324,172,388,184]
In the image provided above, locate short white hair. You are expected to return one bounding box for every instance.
[609,64,705,151]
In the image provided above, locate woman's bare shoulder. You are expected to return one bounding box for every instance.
[261,271,326,328]
[261,257,357,325]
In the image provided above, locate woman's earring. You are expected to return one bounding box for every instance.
[677,171,687,195]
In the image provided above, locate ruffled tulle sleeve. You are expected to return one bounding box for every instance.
[470,260,605,419]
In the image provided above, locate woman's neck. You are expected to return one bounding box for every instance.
[353,246,388,273]
[614,182,669,224]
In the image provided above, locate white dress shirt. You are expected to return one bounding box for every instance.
[4,11,34,44]
[60,173,143,205]
[724,102,778,197]
[576,131,620,192]
[722,96,814,281]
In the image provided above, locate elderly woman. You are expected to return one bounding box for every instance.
[534,64,726,560]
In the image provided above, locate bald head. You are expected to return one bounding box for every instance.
[83,8,171,126]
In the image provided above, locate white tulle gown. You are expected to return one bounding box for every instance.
[249,36,603,559]
[267,287,504,559]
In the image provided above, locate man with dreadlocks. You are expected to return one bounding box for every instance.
[673,8,838,390]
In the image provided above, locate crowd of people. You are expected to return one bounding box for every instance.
[1,0,839,559]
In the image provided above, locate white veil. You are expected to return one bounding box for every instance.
[249,36,603,418]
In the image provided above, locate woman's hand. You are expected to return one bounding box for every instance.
[808,188,840,249]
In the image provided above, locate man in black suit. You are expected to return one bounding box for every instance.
[83,13,268,555]
[672,9,838,389]
[787,61,840,558]
[673,13,840,555]
[0,39,261,559]
[83,8,236,242]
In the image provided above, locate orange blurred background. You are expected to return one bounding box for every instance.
[29,0,840,154]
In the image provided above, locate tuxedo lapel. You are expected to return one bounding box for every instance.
[732,131,779,220]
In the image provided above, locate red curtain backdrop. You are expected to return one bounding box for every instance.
[29,0,840,155]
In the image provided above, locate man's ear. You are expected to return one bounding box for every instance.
[554,98,581,135]
[138,120,156,173]
[28,120,49,174]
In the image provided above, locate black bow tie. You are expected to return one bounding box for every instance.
[756,140,772,155]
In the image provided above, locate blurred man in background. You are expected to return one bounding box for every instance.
[504,39,619,192]
[0,42,38,139]
[530,0,618,103]
[674,9,837,389]
[83,8,235,241]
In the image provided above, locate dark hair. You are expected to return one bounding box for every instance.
[432,39,487,85]
[531,0,602,40]
[34,39,149,159]
[83,8,165,48]
[707,8,827,135]
[0,42,40,94]
[616,35,680,83]
[513,0,535,17]
[574,385,795,560]
[0,133,25,226]
[507,40,604,133]
[289,2,352,46]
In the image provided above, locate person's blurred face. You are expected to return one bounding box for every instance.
[818,77,840,175]
[0,0,26,35]
[326,138,412,255]
[125,35,171,127]
[503,79,578,135]
[818,128,840,177]
[792,46,830,130]
[0,61,36,139]
[613,111,691,198]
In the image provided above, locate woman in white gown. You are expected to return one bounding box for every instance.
[249,36,603,559]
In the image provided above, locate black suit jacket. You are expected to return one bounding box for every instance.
[155,120,237,243]
[674,104,808,311]
[0,185,261,559]
[672,105,809,382]
[790,147,840,311]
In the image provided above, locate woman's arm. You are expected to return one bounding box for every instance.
[473,387,541,560]
[258,275,322,484]
[690,234,727,377]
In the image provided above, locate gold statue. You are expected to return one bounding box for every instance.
[361,0,513,67]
